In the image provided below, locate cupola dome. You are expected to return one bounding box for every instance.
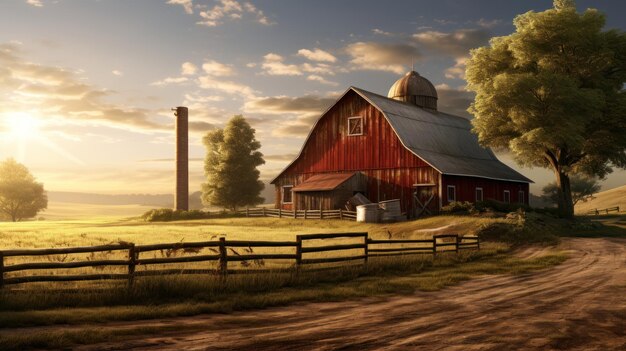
[387,71,438,110]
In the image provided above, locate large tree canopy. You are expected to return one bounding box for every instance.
[0,159,48,222]
[466,0,626,218]
[201,115,265,211]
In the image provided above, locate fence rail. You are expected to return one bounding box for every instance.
[0,233,479,288]
[239,208,357,220]
[587,206,620,215]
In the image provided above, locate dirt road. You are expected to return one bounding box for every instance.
[23,238,626,350]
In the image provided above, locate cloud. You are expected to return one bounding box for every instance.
[0,42,170,133]
[297,48,337,63]
[197,75,255,97]
[181,62,198,75]
[261,53,302,76]
[444,57,467,79]
[245,95,335,115]
[167,0,194,14]
[197,0,274,27]
[201,60,235,76]
[151,76,189,86]
[26,0,43,7]
[475,18,502,29]
[245,94,336,137]
[306,75,338,86]
[435,84,475,118]
[412,29,489,57]
[112,70,123,76]
[345,42,420,74]
[371,28,393,36]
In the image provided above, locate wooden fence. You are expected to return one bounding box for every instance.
[0,233,479,288]
[586,206,620,215]
[239,208,357,220]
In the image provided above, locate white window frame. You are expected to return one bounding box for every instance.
[518,190,525,204]
[347,116,363,136]
[503,190,510,204]
[282,185,293,204]
[447,185,456,202]
[475,187,483,202]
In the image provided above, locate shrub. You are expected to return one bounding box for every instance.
[440,201,475,214]
[475,199,530,213]
[141,208,242,222]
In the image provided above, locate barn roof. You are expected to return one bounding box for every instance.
[271,87,532,184]
[292,172,356,192]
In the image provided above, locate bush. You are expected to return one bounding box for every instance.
[440,201,475,214]
[141,209,213,222]
[474,199,530,213]
[475,212,561,246]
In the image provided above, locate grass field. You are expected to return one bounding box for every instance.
[575,185,626,214]
[0,204,584,349]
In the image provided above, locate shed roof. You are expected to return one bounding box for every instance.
[271,87,532,184]
[292,172,356,192]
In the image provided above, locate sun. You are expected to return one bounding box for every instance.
[7,113,41,140]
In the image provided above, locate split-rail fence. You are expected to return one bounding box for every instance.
[0,233,479,288]
[239,207,357,220]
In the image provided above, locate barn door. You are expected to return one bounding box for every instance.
[413,185,436,218]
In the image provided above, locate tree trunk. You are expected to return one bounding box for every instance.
[555,171,575,219]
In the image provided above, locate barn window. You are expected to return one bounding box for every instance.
[447,185,456,202]
[503,190,510,203]
[518,190,525,204]
[347,116,363,136]
[282,185,293,204]
[475,187,483,202]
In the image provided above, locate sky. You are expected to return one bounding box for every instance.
[0,0,625,197]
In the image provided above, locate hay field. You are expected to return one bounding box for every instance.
[575,185,626,214]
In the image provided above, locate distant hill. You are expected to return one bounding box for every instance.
[575,185,626,214]
[48,184,276,209]
[48,191,174,207]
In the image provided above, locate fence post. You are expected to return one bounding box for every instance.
[320,210,324,220]
[432,236,437,258]
[128,244,136,286]
[246,208,249,217]
[0,252,4,289]
[304,209,308,219]
[339,209,343,220]
[363,234,369,266]
[296,235,303,270]
[219,237,228,276]
[279,208,282,218]
[262,207,266,217]
[293,209,297,219]
[455,235,459,254]
[477,237,481,250]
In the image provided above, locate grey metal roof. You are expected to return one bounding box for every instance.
[352,87,532,183]
[270,86,532,184]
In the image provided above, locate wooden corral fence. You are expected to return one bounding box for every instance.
[0,233,479,288]
[586,206,620,215]
[240,207,357,220]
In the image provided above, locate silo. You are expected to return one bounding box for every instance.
[173,106,189,211]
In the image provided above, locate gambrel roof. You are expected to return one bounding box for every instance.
[271,87,532,184]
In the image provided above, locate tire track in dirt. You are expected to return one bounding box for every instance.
[10,238,626,350]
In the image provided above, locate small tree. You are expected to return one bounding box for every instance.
[201,115,265,211]
[542,175,601,206]
[0,159,48,222]
[466,0,626,218]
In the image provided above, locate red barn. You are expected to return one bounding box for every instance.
[271,71,532,217]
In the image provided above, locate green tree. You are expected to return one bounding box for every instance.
[542,175,601,206]
[466,0,626,218]
[201,115,265,211]
[0,159,48,222]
